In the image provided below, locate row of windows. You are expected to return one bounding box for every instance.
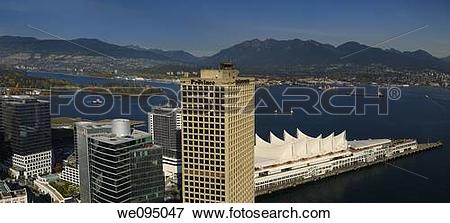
[184,187,225,195]
[182,92,225,99]
[184,164,225,172]
[183,150,225,157]
[182,116,225,123]
[183,141,225,148]
[182,86,225,91]
[184,196,225,203]
[183,153,225,160]
[182,114,224,121]
[24,167,51,177]
[184,175,225,183]
[183,134,225,141]
[182,106,226,114]
[183,125,224,133]
[182,126,225,134]
[183,98,225,104]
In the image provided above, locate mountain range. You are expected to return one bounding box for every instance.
[204,39,450,73]
[442,56,450,63]
[1,35,449,73]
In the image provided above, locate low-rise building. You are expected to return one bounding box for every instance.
[10,150,52,179]
[0,181,27,203]
[60,157,79,185]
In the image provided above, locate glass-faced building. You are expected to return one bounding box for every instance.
[79,119,164,203]
[75,121,112,202]
[180,63,255,203]
[1,96,51,155]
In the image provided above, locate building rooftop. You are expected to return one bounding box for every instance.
[71,119,144,130]
[255,157,277,168]
[152,106,181,114]
[348,139,392,150]
[76,121,111,129]
[4,95,32,99]
[0,181,27,200]
[1,95,48,104]
[181,63,254,84]
[91,129,150,145]
[38,174,60,183]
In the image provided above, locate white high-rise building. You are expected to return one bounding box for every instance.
[148,107,182,191]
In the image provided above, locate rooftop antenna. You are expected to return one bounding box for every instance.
[220,59,234,70]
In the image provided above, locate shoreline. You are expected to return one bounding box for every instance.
[26,70,450,90]
[25,70,179,84]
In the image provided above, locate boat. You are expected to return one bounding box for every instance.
[89,98,103,104]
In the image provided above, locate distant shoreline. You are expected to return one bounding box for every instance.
[25,70,179,84]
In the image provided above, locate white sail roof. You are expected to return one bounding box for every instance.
[283,130,297,143]
[269,132,285,145]
[255,129,348,165]
[255,134,271,148]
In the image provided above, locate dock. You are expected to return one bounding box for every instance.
[255,141,443,197]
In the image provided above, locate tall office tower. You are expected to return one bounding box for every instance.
[180,63,255,203]
[1,96,52,179]
[78,119,164,203]
[0,98,5,155]
[148,107,182,189]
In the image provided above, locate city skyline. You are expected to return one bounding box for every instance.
[1,0,449,57]
[0,63,448,204]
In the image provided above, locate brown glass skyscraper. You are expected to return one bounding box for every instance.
[181,63,255,203]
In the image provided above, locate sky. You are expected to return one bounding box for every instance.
[0,0,449,57]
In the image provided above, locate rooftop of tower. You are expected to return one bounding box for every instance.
[91,129,151,145]
[181,63,254,85]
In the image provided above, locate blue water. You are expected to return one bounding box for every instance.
[28,71,450,202]
[28,71,179,122]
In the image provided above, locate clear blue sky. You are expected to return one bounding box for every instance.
[1,0,449,57]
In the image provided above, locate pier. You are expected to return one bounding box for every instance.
[255,141,443,197]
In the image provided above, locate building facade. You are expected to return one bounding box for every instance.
[0,98,4,148]
[60,157,80,185]
[1,96,52,179]
[180,63,255,203]
[75,121,112,202]
[148,107,182,189]
[10,151,52,179]
[78,119,164,203]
